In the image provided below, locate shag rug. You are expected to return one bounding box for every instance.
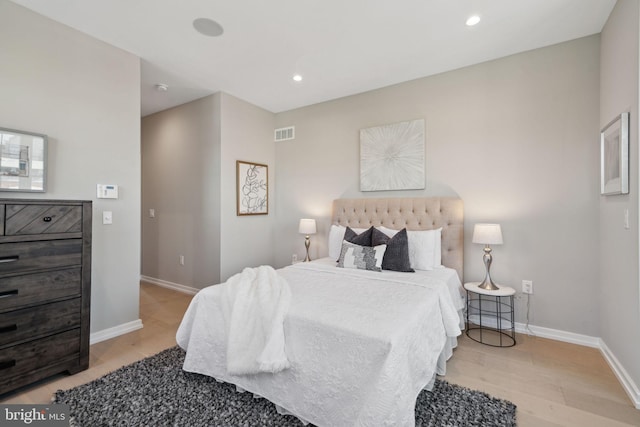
[54,346,517,427]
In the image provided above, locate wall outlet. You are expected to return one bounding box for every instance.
[292,254,298,264]
[522,280,533,294]
[179,255,185,266]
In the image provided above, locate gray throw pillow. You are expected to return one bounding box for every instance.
[344,226,374,246]
[371,227,414,272]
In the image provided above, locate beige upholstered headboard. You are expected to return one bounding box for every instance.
[332,197,464,280]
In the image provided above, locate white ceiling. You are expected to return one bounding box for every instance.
[11,0,616,116]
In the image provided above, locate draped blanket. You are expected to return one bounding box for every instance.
[188,265,292,375]
[224,266,292,375]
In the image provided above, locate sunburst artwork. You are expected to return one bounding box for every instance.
[360,119,425,191]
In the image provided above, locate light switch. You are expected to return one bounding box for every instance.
[102,211,113,225]
[624,209,630,229]
[149,209,155,218]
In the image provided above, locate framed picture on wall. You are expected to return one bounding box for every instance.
[236,160,268,215]
[360,119,425,191]
[600,112,629,196]
[0,127,47,192]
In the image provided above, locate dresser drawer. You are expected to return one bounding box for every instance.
[0,268,81,312]
[0,298,81,348]
[0,329,80,386]
[0,239,82,275]
[4,204,82,236]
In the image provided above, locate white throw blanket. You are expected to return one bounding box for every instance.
[222,265,292,375]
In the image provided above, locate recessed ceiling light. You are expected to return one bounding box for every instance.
[293,74,303,82]
[155,83,169,92]
[466,15,481,26]
[193,18,224,37]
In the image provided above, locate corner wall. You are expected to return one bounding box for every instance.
[599,0,640,407]
[141,92,276,287]
[141,95,222,289]
[220,93,277,281]
[0,1,141,334]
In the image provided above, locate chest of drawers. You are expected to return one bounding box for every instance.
[0,199,91,395]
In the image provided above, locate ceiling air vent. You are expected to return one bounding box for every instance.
[274,126,295,142]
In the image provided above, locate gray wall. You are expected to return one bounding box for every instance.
[141,92,276,286]
[219,93,277,281]
[600,0,640,398]
[0,1,141,333]
[274,36,602,336]
[141,95,222,287]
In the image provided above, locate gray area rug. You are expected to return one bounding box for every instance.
[54,346,517,426]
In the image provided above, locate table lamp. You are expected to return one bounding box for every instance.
[472,223,503,291]
[298,219,317,262]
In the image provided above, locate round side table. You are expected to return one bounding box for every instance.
[464,282,516,347]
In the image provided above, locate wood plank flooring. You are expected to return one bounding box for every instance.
[2,282,639,426]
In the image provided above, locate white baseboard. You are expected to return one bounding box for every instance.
[140,275,200,295]
[514,322,600,348]
[90,319,143,345]
[599,339,640,409]
[514,321,639,410]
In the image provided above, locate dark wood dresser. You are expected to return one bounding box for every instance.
[0,199,91,395]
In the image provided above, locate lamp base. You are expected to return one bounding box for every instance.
[304,236,311,262]
[478,246,499,291]
[477,278,499,291]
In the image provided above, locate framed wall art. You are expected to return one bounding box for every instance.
[0,127,47,192]
[360,119,425,191]
[236,160,268,215]
[600,112,629,196]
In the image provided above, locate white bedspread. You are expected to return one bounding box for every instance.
[176,259,462,427]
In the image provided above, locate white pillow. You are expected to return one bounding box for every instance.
[433,228,442,267]
[377,226,398,238]
[378,226,442,270]
[328,225,366,260]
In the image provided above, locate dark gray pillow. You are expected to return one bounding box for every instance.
[344,226,374,246]
[371,227,414,272]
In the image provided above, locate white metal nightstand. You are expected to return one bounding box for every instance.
[464,282,516,347]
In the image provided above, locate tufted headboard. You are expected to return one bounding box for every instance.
[332,197,464,280]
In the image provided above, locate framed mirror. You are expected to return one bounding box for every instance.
[0,127,47,192]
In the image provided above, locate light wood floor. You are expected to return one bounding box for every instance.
[2,282,639,427]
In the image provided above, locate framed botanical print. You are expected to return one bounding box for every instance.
[236,160,268,215]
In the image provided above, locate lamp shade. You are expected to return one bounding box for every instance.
[298,218,317,235]
[472,223,503,245]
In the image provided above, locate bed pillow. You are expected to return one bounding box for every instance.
[378,226,442,270]
[329,225,366,260]
[371,227,414,272]
[433,227,442,267]
[337,241,387,272]
[344,226,374,247]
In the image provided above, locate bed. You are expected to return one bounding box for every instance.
[177,197,465,427]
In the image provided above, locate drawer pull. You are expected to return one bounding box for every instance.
[0,289,18,299]
[0,360,16,370]
[0,324,17,333]
[0,255,19,264]
[43,216,52,222]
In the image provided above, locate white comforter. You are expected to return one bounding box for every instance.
[176,259,462,427]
